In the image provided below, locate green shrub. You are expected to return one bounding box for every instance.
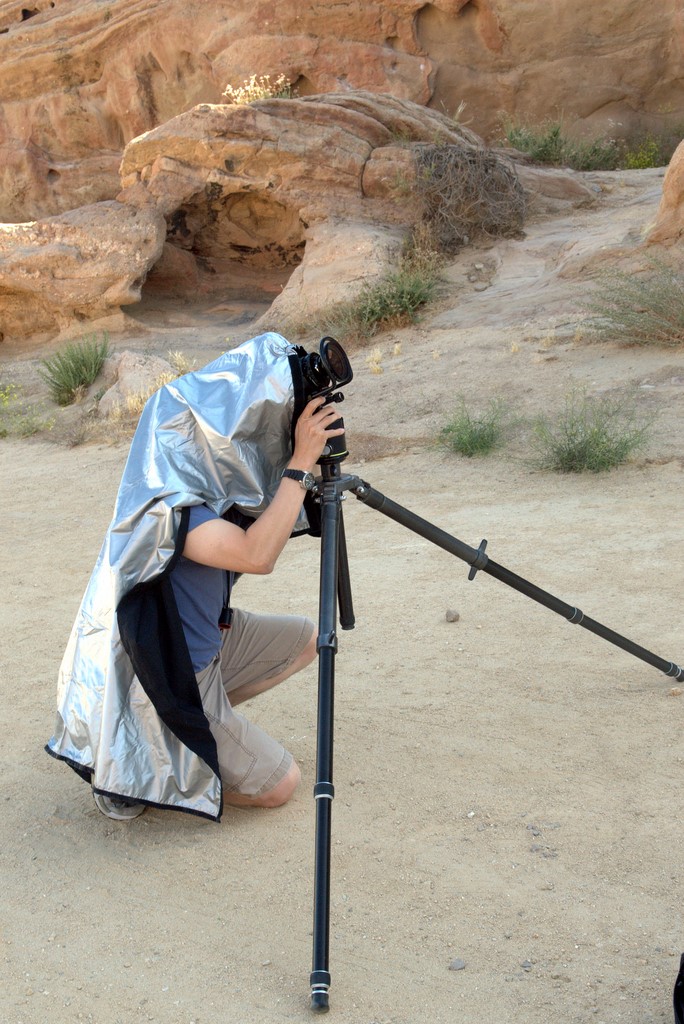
[0,383,16,437]
[571,136,622,171]
[503,119,620,170]
[504,117,680,171]
[439,399,508,457]
[621,137,663,169]
[0,382,52,438]
[354,264,437,330]
[620,129,682,169]
[532,389,652,473]
[588,259,684,348]
[38,333,111,406]
[0,382,16,408]
[312,248,440,343]
[505,120,565,163]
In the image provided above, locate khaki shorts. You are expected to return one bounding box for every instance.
[196,608,314,798]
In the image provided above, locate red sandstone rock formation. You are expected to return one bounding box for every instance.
[1,87,601,342]
[0,0,682,223]
[648,140,684,246]
[0,201,165,339]
[0,92,473,339]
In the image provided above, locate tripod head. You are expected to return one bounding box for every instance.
[318,390,349,468]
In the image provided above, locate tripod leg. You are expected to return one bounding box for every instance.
[352,481,683,682]
[310,483,341,1012]
[337,508,355,631]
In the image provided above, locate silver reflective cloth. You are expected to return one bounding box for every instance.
[46,332,306,819]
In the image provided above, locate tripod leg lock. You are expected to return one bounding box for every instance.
[467,539,488,581]
[316,630,338,653]
[666,662,684,680]
[314,782,335,800]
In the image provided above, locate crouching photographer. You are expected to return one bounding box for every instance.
[46,333,351,822]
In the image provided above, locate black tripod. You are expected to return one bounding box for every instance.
[308,444,682,1013]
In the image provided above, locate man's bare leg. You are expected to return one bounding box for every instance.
[222,760,302,809]
[221,630,316,808]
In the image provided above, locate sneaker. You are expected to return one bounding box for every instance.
[93,790,146,820]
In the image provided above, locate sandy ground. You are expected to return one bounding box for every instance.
[1,167,683,1024]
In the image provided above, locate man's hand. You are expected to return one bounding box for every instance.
[288,397,346,472]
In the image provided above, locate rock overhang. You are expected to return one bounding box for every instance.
[0,91,602,341]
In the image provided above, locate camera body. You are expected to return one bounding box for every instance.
[294,337,353,462]
[295,336,353,401]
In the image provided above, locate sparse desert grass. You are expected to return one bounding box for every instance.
[166,350,196,376]
[38,333,110,406]
[27,347,198,447]
[532,389,653,473]
[436,390,655,472]
[588,259,684,348]
[439,398,509,457]
[353,260,438,329]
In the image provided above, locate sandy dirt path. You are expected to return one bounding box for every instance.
[1,167,682,1024]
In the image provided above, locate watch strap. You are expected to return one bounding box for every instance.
[281,468,314,489]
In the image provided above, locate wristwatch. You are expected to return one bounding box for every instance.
[281,468,316,491]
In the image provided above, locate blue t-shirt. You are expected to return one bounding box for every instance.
[170,505,232,673]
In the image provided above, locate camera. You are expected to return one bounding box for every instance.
[295,337,353,401]
[291,337,353,464]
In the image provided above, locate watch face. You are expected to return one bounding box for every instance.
[303,472,316,490]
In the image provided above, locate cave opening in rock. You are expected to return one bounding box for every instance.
[290,74,317,97]
[137,187,306,327]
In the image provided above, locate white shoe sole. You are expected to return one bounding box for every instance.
[93,791,146,820]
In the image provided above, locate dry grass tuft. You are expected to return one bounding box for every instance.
[587,259,684,348]
[222,74,294,105]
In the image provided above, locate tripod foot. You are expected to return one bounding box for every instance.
[310,971,330,1012]
[311,989,330,1013]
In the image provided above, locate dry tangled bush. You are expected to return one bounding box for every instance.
[413,143,526,253]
